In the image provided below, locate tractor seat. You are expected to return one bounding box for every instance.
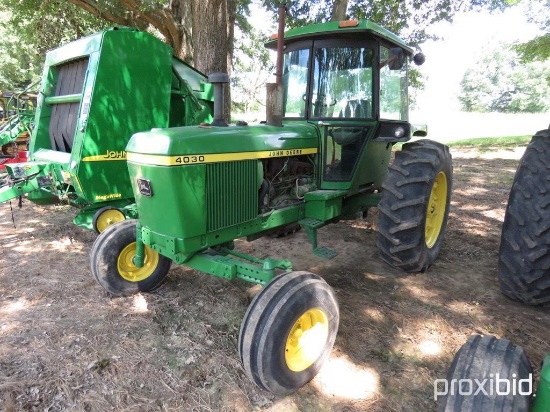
[338,99,371,119]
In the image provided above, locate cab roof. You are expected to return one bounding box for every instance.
[265,19,413,54]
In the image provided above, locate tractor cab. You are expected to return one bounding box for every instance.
[267,20,425,191]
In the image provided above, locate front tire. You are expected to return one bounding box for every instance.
[498,128,550,305]
[438,335,532,412]
[238,271,339,395]
[377,139,453,272]
[90,219,171,296]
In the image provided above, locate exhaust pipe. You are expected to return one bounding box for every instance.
[208,72,229,127]
[266,5,286,127]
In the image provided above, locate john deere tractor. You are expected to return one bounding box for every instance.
[0,27,214,232]
[90,17,453,395]
[438,126,550,412]
[498,125,550,305]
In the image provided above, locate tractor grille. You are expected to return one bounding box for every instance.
[206,160,258,231]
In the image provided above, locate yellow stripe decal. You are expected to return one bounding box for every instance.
[126,148,318,166]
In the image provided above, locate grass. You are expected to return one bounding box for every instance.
[446,135,532,149]
[394,135,532,152]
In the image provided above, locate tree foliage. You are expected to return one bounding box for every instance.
[0,2,109,89]
[262,0,519,48]
[514,0,550,63]
[232,26,275,114]
[0,0,241,93]
[459,44,550,113]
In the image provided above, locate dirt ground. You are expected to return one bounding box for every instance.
[1,144,549,412]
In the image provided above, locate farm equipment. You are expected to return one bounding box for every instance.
[498,125,550,305]
[437,126,550,411]
[0,90,37,169]
[438,335,550,412]
[90,15,453,395]
[0,27,214,231]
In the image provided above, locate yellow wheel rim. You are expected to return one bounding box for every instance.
[425,171,448,248]
[117,242,159,282]
[285,308,329,372]
[96,209,125,233]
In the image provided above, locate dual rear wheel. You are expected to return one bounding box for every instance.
[438,335,533,412]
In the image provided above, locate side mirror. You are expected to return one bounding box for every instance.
[388,48,404,70]
[413,53,425,66]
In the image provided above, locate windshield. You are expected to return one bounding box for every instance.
[282,45,374,119]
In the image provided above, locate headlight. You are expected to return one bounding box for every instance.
[394,126,406,138]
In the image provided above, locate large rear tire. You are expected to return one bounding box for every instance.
[238,271,339,395]
[438,335,533,412]
[498,128,550,305]
[90,219,172,296]
[377,139,453,272]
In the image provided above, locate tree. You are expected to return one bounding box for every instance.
[0,3,109,89]
[0,0,241,119]
[514,0,550,63]
[0,0,239,86]
[261,0,519,48]
[232,26,275,115]
[459,44,550,113]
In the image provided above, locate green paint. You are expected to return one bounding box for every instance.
[532,355,550,412]
[126,19,421,272]
[0,27,214,229]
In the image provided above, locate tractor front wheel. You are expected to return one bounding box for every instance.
[438,335,532,412]
[90,219,171,296]
[238,271,339,395]
[377,139,453,272]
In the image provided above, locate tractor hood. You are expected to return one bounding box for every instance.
[126,122,320,166]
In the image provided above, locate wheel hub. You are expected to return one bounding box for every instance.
[425,171,448,248]
[117,242,160,282]
[285,308,329,372]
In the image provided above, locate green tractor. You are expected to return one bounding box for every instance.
[90,16,453,395]
[0,27,214,231]
[437,332,550,412]
[438,126,550,411]
[437,334,550,412]
[499,125,550,305]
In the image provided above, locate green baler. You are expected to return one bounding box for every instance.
[91,18,453,395]
[0,27,214,231]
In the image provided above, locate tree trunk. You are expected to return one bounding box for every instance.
[190,0,234,121]
[331,0,349,21]
[66,0,235,120]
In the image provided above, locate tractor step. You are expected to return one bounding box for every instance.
[313,247,338,259]
[298,217,325,229]
[298,218,337,259]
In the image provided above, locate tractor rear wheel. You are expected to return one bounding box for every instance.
[238,271,339,395]
[377,139,453,272]
[438,335,532,412]
[90,219,171,296]
[92,206,126,233]
[498,129,550,305]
